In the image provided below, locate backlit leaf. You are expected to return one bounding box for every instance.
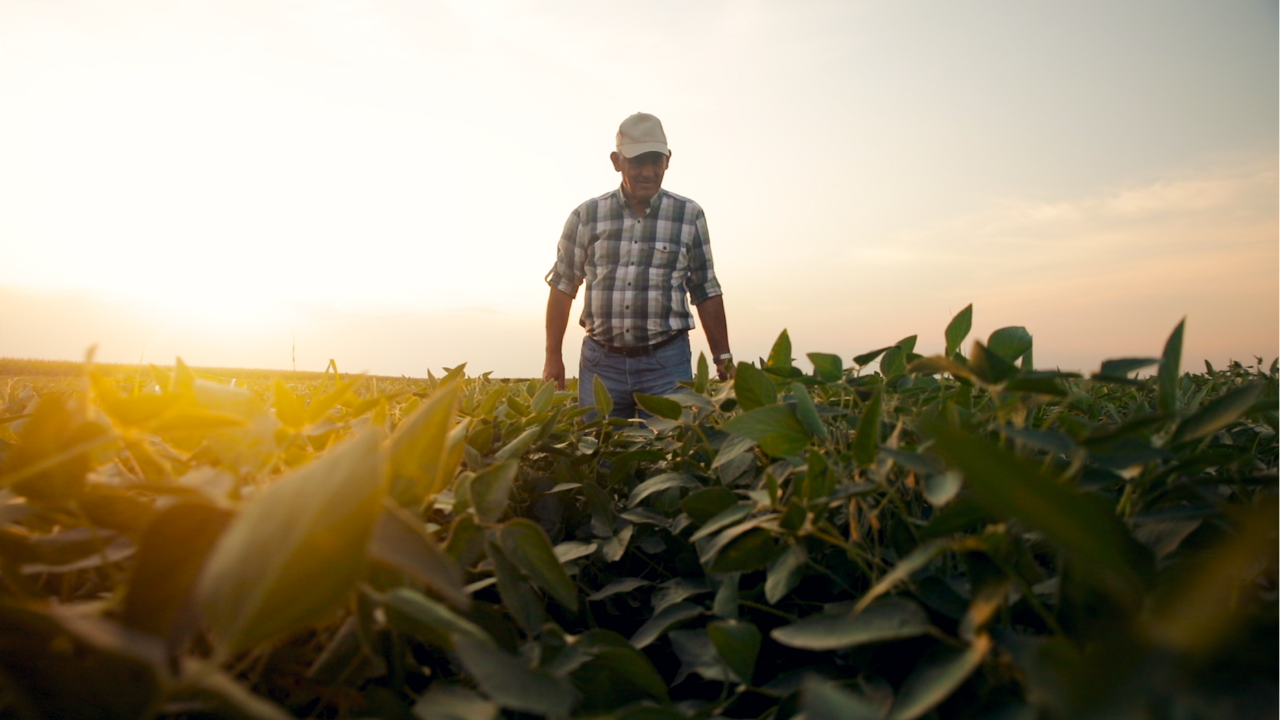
[1158,318,1185,414]
[944,304,973,359]
[197,430,385,657]
[767,330,793,372]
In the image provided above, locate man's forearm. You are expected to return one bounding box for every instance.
[695,295,730,357]
[545,287,574,357]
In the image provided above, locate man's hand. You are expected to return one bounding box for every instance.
[543,354,566,390]
[714,358,734,382]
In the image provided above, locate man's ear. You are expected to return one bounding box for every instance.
[664,150,672,168]
[610,151,622,172]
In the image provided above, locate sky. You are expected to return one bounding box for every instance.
[0,0,1275,379]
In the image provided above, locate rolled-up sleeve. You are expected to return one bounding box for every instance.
[685,207,722,305]
[545,208,586,298]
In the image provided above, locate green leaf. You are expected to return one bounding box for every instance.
[124,503,232,637]
[627,472,701,508]
[493,426,540,463]
[711,434,757,469]
[368,503,469,609]
[486,538,545,635]
[689,502,756,541]
[388,382,461,507]
[634,393,683,421]
[630,602,705,648]
[0,602,165,720]
[1173,381,1266,443]
[987,326,1032,363]
[944,304,973,359]
[767,330,793,371]
[791,382,829,440]
[593,374,614,419]
[1096,357,1160,379]
[382,588,490,651]
[173,658,294,720]
[722,404,806,441]
[880,347,907,378]
[1158,318,1185,414]
[853,388,882,466]
[802,676,887,720]
[669,629,737,684]
[765,543,808,604]
[969,341,1020,384]
[708,526,779,573]
[499,519,579,611]
[889,634,991,720]
[452,635,575,718]
[271,381,307,430]
[854,539,951,613]
[694,352,710,394]
[708,619,761,684]
[469,460,519,524]
[682,487,739,525]
[759,430,811,457]
[197,430,385,657]
[853,346,892,367]
[807,352,844,382]
[570,630,670,713]
[587,578,652,602]
[412,683,499,720]
[530,382,555,415]
[772,596,933,651]
[930,424,1152,601]
[733,362,777,411]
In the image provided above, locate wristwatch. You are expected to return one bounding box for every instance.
[714,352,733,365]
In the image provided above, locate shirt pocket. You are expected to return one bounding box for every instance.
[653,242,687,273]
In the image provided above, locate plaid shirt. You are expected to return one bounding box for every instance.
[546,187,722,347]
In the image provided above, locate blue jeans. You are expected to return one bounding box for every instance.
[579,332,693,419]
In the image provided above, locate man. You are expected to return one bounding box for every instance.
[543,112,732,418]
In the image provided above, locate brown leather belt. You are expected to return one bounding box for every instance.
[597,331,685,358]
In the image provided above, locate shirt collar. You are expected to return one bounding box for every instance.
[615,185,663,218]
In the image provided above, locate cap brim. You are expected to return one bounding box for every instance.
[618,142,670,158]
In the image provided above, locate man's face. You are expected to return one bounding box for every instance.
[611,150,670,206]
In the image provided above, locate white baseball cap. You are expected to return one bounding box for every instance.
[616,112,670,158]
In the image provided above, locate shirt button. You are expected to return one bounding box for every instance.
[625,305,630,309]
[627,282,632,286]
